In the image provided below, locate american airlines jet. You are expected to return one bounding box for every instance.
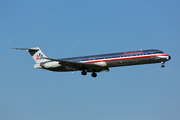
[13,47,171,77]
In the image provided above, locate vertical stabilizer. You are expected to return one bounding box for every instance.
[12,47,49,64]
[27,47,49,64]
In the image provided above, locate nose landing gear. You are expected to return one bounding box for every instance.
[161,64,165,68]
[161,61,165,68]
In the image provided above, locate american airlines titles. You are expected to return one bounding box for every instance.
[123,51,143,55]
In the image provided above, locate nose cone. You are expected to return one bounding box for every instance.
[168,56,171,60]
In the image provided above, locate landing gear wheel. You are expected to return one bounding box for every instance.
[81,70,87,75]
[161,61,165,68]
[91,72,97,78]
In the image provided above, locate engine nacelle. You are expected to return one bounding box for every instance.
[41,61,61,68]
[95,62,107,67]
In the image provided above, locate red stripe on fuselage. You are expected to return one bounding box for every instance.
[83,54,169,63]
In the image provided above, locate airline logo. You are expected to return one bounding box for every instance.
[123,51,143,55]
[36,53,43,61]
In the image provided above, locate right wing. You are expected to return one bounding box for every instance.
[43,57,108,72]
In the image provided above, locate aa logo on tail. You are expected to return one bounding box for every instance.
[36,53,43,60]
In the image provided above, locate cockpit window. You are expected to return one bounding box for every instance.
[156,51,163,53]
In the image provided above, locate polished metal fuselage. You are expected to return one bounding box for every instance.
[43,49,171,72]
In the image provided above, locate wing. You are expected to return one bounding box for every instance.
[43,57,109,72]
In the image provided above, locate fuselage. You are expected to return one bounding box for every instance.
[43,49,171,72]
[13,47,171,77]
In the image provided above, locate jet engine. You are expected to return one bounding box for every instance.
[95,62,107,67]
[41,61,61,68]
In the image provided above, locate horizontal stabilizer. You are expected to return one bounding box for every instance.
[12,47,49,64]
[12,48,39,51]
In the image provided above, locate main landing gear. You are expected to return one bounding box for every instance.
[161,61,165,68]
[81,70,97,78]
[81,70,87,75]
[91,72,97,78]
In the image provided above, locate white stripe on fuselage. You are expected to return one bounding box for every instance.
[79,54,169,64]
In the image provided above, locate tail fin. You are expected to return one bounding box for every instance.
[12,47,49,64]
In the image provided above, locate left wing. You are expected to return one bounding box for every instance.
[43,57,108,72]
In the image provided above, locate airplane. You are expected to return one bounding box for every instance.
[13,47,171,77]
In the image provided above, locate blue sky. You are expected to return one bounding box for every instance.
[1,0,180,120]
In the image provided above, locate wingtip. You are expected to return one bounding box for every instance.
[11,48,17,50]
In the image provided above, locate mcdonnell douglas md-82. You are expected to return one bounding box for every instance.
[13,47,171,77]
